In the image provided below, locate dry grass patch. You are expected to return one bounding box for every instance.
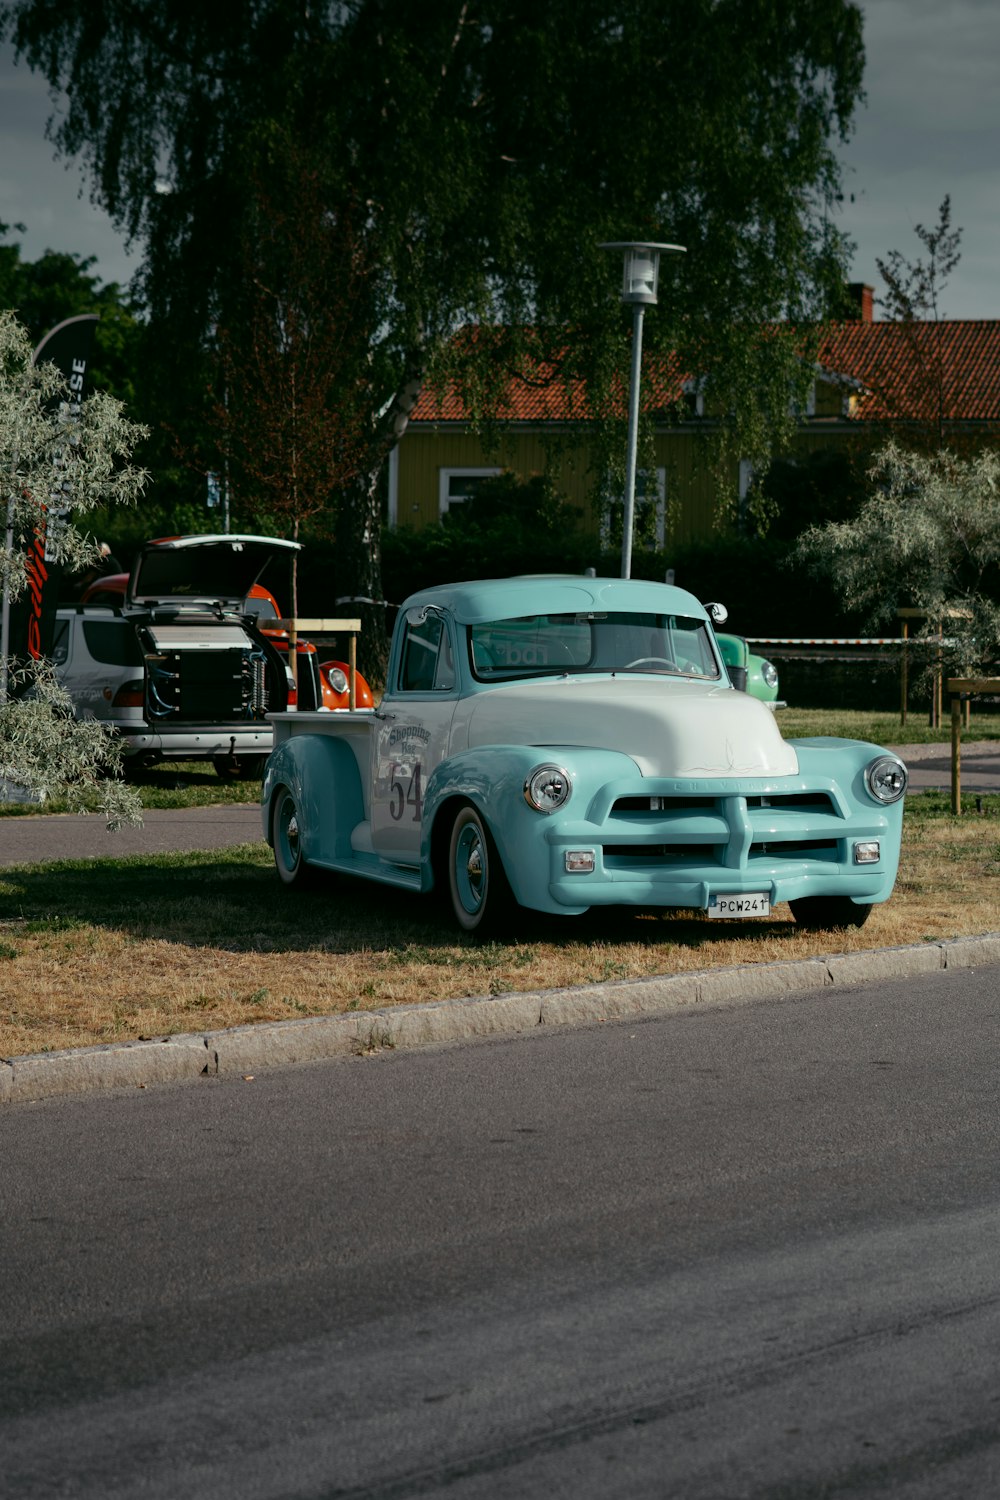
[1,791,999,1057]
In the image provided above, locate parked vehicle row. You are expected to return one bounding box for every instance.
[50,542,904,937]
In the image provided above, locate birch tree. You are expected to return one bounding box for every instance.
[2,0,865,672]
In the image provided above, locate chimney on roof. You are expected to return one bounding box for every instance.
[846,282,874,322]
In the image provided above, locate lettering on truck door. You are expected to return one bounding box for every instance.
[371,612,457,864]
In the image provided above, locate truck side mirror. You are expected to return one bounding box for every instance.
[705,602,728,626]
[405,603,445,627]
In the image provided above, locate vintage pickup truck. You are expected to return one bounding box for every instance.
[261,574,907,935]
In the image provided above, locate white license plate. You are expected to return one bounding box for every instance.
[707,893,771,919]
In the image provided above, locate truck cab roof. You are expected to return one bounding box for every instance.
[400,574,708,626]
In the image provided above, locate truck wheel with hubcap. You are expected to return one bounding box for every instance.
[272,786,316,887]
[789,896,871,929]
[447,804,514,935]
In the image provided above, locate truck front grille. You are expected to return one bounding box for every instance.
[599,788,845,873]
[612,791,836,816]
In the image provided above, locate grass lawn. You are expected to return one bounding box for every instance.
[2,708,997,1058]
[773,706,1000,746]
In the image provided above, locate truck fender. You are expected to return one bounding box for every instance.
[420,744,641,904]
[261,734,365,866]
[790,737,906,876]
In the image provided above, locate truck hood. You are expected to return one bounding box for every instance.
[459,675,799,778]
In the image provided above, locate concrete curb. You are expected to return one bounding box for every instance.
[5,930,1000,1105]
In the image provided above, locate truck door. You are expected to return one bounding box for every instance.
[371,610,458,864]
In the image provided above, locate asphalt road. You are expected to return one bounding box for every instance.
[5,965,1000,1497]
[1,742,998,868]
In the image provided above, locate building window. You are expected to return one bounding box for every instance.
[738,460,757,526]
[788,381,816,418]
[681,378,705,418]
[438,468,503,517]
[601,468,667,550]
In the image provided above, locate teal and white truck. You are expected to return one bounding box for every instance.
[261,574,907,935]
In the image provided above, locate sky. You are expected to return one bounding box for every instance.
[0,0,998,318]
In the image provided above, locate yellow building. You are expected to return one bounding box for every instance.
[391,287,1000,545]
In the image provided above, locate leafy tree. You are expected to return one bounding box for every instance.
[877,195,962,328]
[0,220,142,404]
[1,0,866,673]
[0,220,206,552]
[203,150,372,615]
[382,472,588,599]
[793,440,1000,671]
[0,310,148,823]
[873,195,964,446]
[757,447,869,541]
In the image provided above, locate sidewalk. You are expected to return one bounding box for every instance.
[0,804,262,867]
[888,740,1000,795]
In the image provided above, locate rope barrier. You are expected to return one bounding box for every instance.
[747,637,910,647]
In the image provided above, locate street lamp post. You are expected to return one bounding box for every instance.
[599,241,685,578]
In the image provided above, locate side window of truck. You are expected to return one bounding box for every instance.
[399,614,453,692]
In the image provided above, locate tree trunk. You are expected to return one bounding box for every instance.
[336,363,426,686]
[337,466,390,685]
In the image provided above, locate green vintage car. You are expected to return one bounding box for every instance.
[716,632,780,704]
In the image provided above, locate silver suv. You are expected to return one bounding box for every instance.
[53,534,300,775]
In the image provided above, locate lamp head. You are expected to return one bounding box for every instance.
[599,240,686,305]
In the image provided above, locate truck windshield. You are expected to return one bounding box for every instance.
[468,612,722,681]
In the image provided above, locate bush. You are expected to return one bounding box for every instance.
[381,472,592,601]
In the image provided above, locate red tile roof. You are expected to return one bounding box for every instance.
[409,348,688,424]
[410,364,598,423]
[408,322,1000,426]
[817,321,1000,423]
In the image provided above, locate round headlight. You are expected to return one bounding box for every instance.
[326,666,348,694]
[524,764,572,813]
[761,659,779,690]
[865,755,908,804]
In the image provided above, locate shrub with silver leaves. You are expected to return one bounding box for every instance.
[0,662,141,828]
[1,309,148,825]
[794,441,1000,673]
